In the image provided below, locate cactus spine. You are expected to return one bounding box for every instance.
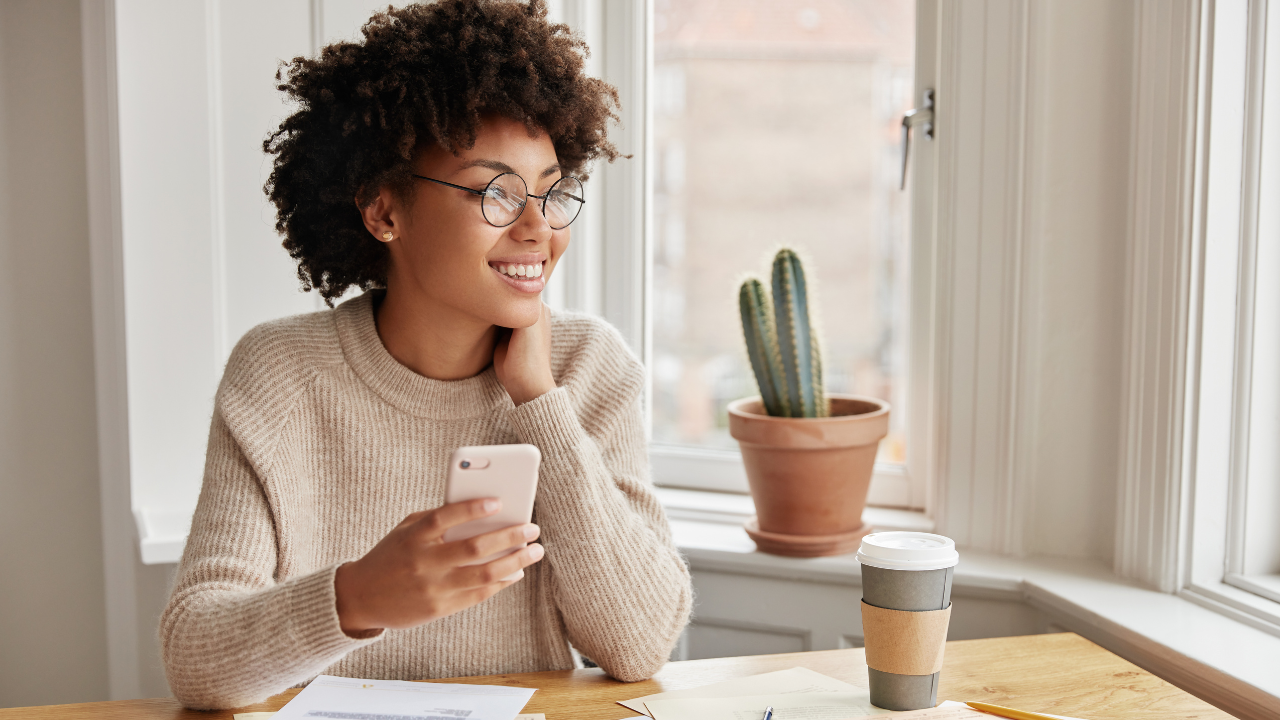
[738,249,828,418]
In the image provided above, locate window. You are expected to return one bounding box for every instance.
[94,0,927,565]
[648,0,920,506]
[1183,0,1280,627]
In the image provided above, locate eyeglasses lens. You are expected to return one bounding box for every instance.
[545,177,585,230]
[482,173,528,227]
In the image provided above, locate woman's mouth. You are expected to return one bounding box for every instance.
[489,261,546,293]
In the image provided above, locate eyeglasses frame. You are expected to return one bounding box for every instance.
[411,171,585,230]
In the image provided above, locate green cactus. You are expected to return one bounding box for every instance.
[738,249,828,418]
[739,279,790,417]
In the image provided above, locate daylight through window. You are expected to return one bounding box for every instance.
[651,0,916,464]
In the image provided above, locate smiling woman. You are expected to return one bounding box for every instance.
[157,0,692,710]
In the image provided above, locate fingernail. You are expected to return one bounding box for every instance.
[482,499,500,513]
[512,569,525,581]
[523,524,540,540]
[527,544,545,561]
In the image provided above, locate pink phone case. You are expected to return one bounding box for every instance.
[442,444,541,567]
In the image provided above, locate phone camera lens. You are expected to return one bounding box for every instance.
[460,460,471,469]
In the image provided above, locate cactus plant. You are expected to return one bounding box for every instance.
[738,249,828,418]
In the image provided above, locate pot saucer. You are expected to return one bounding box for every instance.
[744,517,873,558]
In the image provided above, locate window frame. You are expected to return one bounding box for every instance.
[624,0,937,511]
[1178,0,1280,632]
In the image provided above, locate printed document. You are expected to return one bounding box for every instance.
[269,675,535,720]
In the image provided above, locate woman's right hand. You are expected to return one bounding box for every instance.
[333,498,544,637]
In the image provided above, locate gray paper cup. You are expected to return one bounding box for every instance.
[857,532,959,711]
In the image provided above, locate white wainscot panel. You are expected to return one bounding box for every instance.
[684,568,1049,662]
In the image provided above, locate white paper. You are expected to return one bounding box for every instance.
[618,666,864,715]
[644,690,896,720]
[270,675,536,720]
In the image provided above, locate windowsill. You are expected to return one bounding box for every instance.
[661,490,1280,719]
[134,506,192,565]
[655,486,934,533]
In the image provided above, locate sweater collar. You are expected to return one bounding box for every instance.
[334,292,512,419]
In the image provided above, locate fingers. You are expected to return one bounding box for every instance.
[441,522,540,565]
[458,575,523,610]
[451,543,545,588]
[393,509,432,532]
[410,498,500,541]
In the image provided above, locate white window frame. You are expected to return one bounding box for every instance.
[631,1,937,512]
[1117,0,1280,635]
[84,0,1096,566]
[1180,0,1280,632]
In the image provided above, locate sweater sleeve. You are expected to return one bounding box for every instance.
[160,409,381,709]
[506,383,693,682]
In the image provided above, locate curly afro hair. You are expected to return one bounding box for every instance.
[263,0,622,304]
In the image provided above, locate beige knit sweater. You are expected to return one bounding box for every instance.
[160,292,693,709]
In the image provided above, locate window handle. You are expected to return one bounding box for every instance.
[900,89,935,190]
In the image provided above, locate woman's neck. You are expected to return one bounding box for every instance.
[373,286,497,381]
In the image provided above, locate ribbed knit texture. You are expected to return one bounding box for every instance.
[160,292,693,710]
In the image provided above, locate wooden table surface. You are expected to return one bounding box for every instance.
[2,633,1233,719]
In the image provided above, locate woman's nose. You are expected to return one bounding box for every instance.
[510,196,553,242]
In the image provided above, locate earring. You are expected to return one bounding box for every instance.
[381,231,394,242]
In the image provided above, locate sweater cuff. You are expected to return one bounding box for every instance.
[506,387,587,456]
[288,564,384,659]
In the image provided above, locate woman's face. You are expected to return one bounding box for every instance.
[387,116,570,329]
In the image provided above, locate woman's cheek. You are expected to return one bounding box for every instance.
[545,230,570,279]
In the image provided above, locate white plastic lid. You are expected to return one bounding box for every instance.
[856,532,959,571]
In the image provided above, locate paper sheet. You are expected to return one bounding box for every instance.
[643,690,896,720]
[618,666,864,715]
[267,675,536,720]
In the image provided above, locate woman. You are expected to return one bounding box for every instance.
[159,0,692,709]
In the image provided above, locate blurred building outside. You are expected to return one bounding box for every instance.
[651,0,915,467]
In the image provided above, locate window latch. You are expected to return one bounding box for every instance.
[900,89,935,190]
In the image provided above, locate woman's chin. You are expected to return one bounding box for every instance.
[491,301,544,330]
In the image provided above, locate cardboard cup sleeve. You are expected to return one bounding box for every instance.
[860,600,952,676]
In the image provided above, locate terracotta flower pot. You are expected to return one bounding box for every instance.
[727,393,890,557]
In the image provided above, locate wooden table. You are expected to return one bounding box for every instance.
[3,633,1232,719]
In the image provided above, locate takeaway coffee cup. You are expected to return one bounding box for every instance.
[857,532,959,711]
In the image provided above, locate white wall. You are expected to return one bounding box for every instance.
[1022,0,1132,560]
[0,0,109,707]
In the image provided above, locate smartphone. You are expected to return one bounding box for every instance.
[442,444,541,568]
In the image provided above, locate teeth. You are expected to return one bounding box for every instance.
[495,263,543,278]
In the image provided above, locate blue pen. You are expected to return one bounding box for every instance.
[763,706,773,720]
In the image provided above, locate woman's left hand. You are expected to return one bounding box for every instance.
[494,303,556,406]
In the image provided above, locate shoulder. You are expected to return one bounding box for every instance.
[215,305,345,448]
[549,310,645,411]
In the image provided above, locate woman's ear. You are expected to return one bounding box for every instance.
[357,187,399,243]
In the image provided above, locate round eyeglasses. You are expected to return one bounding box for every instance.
[412,172,585,230]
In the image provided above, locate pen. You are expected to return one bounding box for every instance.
[965,700,1065,720]
[762,706,773,720]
